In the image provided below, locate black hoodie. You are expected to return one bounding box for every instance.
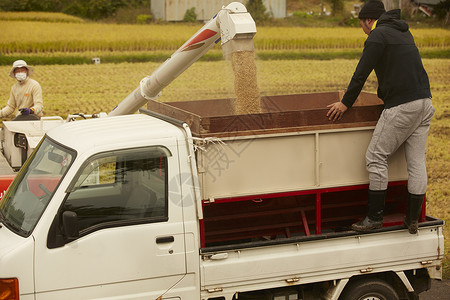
[341,9,431,109]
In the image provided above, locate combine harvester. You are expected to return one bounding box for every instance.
[0,2,444,300]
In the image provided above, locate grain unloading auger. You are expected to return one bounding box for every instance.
[108,1,256,116]
[0,2,255,172]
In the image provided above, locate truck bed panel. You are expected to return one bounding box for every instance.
[148,92,383,137]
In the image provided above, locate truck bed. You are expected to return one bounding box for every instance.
[146,92,428,251]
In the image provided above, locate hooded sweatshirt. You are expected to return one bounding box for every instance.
[341,9,431,109]
[1,77,43,118]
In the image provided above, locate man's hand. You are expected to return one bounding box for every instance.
[19,108,33,115]
[326,102,348,122]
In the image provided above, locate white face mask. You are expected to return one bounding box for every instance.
[15,72,27,81]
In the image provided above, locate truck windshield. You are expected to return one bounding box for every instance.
[0,137,75,237]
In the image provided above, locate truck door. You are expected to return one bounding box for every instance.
[35,144,187,299]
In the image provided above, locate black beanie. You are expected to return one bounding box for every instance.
[358,0,386,19]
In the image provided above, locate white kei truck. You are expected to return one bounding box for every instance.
[0,91,445,300]
[0,2,444,300]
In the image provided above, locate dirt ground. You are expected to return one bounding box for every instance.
[420,279,450,299]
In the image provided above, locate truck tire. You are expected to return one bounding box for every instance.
[340,278,399,300]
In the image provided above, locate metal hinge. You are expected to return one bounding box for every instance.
[360,267,373,273]
[203,198,215,205]
[202,253,228,261]
[285,277,300,284]
[207,287,223,293]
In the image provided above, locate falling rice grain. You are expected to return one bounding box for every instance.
[231,51,261,115]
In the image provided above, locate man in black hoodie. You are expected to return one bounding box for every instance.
[326,0,435,234]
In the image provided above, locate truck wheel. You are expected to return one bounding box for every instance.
[340,278,399,300]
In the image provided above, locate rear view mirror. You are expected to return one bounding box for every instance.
[62,211,79,241]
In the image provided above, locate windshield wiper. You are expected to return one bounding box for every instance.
[3,217,28,236]
[0,210,28,235]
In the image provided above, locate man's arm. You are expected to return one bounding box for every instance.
[341,41,384,108]
[327,39,385,122]
[0,89,17,118]
[30,81,43,116]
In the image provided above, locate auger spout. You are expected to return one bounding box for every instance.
[109,2,256,116]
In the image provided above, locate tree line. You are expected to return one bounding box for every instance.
[0,0,147,20]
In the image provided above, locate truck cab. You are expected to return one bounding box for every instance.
[0,114,200,299]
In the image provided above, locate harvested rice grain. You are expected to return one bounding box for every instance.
[231,51,261,115]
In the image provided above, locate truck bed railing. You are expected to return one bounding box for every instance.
[139,108,186,127]
[201,216,444,254]
[200,181,429,249]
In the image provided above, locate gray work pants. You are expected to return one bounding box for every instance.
[366,98,435,194]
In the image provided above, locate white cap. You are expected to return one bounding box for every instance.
[9,60,33,79]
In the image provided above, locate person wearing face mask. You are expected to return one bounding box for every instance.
[326,0,434,234]
[1,60,43,120]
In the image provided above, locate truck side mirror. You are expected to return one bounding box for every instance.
[62,211,79,242]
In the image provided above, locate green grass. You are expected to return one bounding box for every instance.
[0,11,85,23]
[1,46,449,67]
[0,51,224,66]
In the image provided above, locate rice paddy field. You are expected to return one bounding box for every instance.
[0,12,449,277]
[0,13,448,57]
[1,20,448,53]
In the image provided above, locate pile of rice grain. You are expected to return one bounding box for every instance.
[231,51,262,115]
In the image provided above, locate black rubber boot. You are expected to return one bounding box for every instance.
[352,190,386,232]
[404,193,424,234]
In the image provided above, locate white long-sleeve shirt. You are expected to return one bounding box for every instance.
[1,78,43,118]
